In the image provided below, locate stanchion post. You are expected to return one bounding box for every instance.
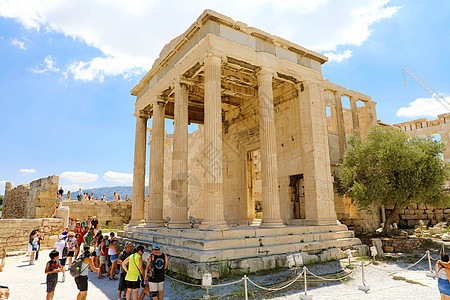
[244,275,248,300]
[299,266,313,300]
[426,250,436,278]
[358,261,370,292]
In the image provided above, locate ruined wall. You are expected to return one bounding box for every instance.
[2,184,29,219]
[0,218,64,252]
[396,203,450,228]
[62,200,132,226]
[26,175,59,219]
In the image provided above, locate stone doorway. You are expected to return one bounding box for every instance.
[290,174,305,219]
[247,149,262,224]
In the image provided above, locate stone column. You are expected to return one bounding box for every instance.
[146,99,165,227]
[199,54,228,231]
[298,81,337,225]
[129,113,148,225]
[440,131,450,162]
[364,100,378,126]
[257,68,284,228]
[349,97,360,137]
[334,92,347,159]
[169,79,190,228]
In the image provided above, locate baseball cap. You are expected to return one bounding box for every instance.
[153,244,160,250]
[59,234,65,240]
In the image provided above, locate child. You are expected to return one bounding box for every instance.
[45,250,62,300]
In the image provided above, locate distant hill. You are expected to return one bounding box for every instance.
[67,186,148,201]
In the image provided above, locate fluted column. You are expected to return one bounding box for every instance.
[169,79,190,228]
[129,113,147,225]
[440,131,450,162]
[364,100,378,126]
[199,54,228,231]
[146,99,165,227]
[334,92,347,160]
[258,69,284,228]
[349,97,360,137]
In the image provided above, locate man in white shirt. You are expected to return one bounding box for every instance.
[54,235,67,282]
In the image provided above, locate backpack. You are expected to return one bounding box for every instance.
[62,242,68,257]
[69,256,88,277]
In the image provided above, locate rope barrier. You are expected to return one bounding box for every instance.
[165,275,203,288]
[211,278,243,288]
[306,268,355,281]
[247,270,304,291]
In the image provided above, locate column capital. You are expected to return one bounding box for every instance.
[333,90,343,98]
[201,49,226,65]
[133,110,150,119]
[173,77,190,89]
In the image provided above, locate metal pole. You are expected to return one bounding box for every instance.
[304,266,308,294]
[427,250,432,273]
[362,262,365,285]
[244,275,248,300]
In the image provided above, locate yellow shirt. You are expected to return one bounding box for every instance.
[125,253,142,281]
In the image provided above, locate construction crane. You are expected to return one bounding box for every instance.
[402,68,450,112]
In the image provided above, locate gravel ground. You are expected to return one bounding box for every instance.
[0,249,441,299]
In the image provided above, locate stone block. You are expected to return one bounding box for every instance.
[383,246,394,253]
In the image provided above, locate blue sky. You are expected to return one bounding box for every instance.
[1,0,449,194]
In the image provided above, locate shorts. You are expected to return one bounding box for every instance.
[46,280,57,293]
[439,278,450,296]
[149,281,164,291]
[67,251,75,257]
[59,258,66,266]
[75,275,88,292]
[110,254,119,262]
[126,279,140,290]
[100,255,107,265]
[118,273,127,291]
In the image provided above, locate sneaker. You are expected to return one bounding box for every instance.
[62,275,66,282]
[29,261,34,265]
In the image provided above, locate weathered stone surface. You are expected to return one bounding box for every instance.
[62,200,131,226]
[372,238,385,257]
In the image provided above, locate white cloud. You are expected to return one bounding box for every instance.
[61,184,81,192]
[0,0,400,81]
[396,96,450,118]
[103,171,133,183]
[323,49,353,62]
[11,37,26,49]
[30,55,60,74]
[20,168,37,174]
[60,171,98,183]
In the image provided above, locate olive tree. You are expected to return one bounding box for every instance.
[335,126,450,236]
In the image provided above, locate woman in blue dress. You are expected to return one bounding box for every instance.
[436,253,450,299]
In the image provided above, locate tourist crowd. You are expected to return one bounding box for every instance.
[56,187,131,202]
[22,216,167,300]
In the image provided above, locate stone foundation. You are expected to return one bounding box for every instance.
[62,200,132,226]
[120,224,364,279]
[2,184,29,219]
[362,237,428,253]
[0,218,64,252]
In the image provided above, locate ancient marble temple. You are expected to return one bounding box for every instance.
[122,10,375,278]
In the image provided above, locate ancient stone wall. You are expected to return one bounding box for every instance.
[396,203,450,228]
[27,175,59,219]
[0,218,64,252]
[62,200,132,226]
[2,184,29,219]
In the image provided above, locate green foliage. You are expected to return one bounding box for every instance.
[336,126,450,233]
[0,194,3,207]
[218,259,231,278]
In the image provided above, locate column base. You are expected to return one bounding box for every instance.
[145,220,165,228]
[128,219,146,226]
[260,219,285,228]
[168,220,191,229]
[199,220,229,231]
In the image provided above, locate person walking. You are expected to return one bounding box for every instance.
[45,250,62,300]
[66,232,77,268]
[98,235,109,279]
[83,227,95,246]
[53,235,67,282]
[144,244,168,300]
[35,229,42,261]
[75,245,99,300]
[122,245,144,300]
[91,216,99,230]
[77,189,82,201]
[108,235,119,280]
[117,242,133,300]
[92,230,103,267]
[28,229,39,265]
